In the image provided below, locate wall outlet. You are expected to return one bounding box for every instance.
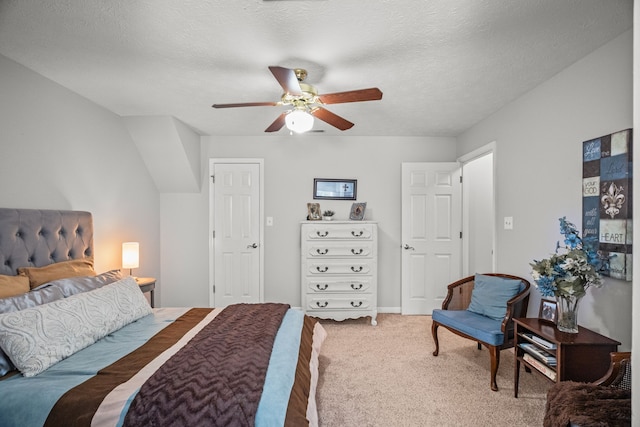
[504,216,513,230]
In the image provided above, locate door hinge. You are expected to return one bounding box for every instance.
[211,174,215,183]
[459,175,462,183]
[460,231,463,239]
[212,285,215,294]
[212,230,215,238]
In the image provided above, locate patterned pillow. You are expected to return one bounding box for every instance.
[0,276,151,377]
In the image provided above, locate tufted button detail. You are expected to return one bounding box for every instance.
[15,231,21,238]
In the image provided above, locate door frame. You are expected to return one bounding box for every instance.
[458,141,496,276]
[208,158,265,307]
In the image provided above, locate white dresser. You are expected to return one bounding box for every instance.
[300,221,378,325]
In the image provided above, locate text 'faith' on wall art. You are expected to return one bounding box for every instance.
[582,128,633,281]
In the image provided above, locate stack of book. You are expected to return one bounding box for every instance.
[522,353,557,381]
[519,343,557,366]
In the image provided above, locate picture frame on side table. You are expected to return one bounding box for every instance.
[307,203,322,220]
[349,202,367,220]
[539,299,557,323]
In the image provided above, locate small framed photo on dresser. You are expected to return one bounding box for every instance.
[349,202,366,220]
[539,299,557,323]
[307,203,322,220]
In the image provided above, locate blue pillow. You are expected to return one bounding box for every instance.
[467,274,523,320]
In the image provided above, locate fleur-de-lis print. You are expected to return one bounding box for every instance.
[601,182,625,219]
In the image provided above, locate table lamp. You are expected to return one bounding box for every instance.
[122,242,139,276]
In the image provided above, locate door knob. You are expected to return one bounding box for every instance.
[247,243,258,248]
[403,244,415,250]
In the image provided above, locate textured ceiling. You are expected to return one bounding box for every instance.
[0,0,633,137]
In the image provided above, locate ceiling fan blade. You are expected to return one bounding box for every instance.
[318,88,383,104]
[311,107,354,131]
[212,101,278,108]
[268,66,303,95]
[265,112,287,132]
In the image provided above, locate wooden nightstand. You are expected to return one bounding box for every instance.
[135,277,156,308]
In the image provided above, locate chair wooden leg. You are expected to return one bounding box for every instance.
[431,322,440,356]
[489,346,499,391]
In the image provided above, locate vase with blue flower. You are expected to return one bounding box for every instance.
[530,217,603,333]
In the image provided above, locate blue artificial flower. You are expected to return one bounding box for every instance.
[530,217,603,299]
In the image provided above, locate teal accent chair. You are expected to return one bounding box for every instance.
[431,273,531,391]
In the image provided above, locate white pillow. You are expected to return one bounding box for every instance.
[0,276,152,377]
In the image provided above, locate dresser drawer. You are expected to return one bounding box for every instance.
[306,295,373,311]
[305,241,374,258]
[304,224,374,240]
[306,260,374,275]
[306,278,371,293]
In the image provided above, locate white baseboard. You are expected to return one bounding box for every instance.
[378,307,401,314]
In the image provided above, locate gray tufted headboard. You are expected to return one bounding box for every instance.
[0,209,93,276]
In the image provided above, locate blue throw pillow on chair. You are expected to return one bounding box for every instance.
[467,274,523,320]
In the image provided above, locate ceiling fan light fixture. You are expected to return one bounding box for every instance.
[285,109,314,133]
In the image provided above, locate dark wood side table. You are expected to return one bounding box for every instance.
[514,317,620,397]
[135,277,156,308]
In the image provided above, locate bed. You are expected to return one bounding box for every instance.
[0,208,326,427]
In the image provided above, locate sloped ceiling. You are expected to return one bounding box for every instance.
[0,0,633,137]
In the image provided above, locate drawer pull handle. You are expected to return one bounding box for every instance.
[316,283,328,291]
[316,301,329,308]
[350,283,363,290]
[317,266,329,273]
[350,266,363,272]
[316,248,329,255]
[317,231,329,237]
[350,301,363,307]
[351,230,364,237]
[351,248,363,255]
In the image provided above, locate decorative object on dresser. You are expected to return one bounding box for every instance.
[301,221,377,325]
[431,273,531,391]
[322,210,335,220]
[513,317,620,398]
[307,202,322,220]
[349,202,366,220]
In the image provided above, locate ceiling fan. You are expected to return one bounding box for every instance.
[212,66,383,133]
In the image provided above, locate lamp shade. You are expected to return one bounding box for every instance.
[122,242,139,269]
[285,109,314,133]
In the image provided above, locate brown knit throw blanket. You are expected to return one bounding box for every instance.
[543,381,631,427]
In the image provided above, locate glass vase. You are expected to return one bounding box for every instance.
[555,294,582,333]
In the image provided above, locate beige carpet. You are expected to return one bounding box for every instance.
[316,313,551,427]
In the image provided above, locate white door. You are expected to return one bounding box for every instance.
[210,160,263,307]
[401,162,462,315]
[461,151,495,276]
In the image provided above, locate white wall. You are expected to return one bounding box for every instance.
[458,30,633,349]
[159,136,457,309]
[0,54,161,281]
